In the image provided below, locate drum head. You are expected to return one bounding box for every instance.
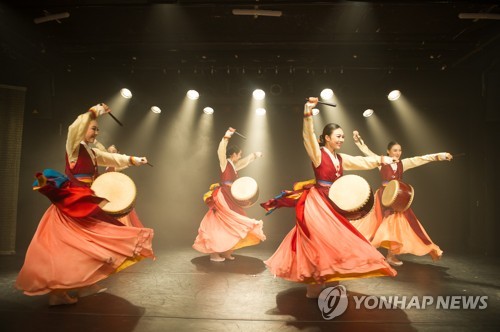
[381,180,399,207]
[230,176,259,208]
[231,177,258,200]
[91,172,136,215]
[381,180,415,211]
[329,174,371,212]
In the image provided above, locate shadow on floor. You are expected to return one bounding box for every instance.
[268,286,416,331]
[0,292,145,332]
[191,254,267,275]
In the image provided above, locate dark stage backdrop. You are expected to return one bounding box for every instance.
[3,65,499,257]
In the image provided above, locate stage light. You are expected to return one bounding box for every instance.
[255,108,266,116]
[120,88,132,99]
[203,107,214,114]
[252,89,265,100]
[187,90,200,100]
[320,88,334,100]
[363,109,374,117]
[150,106,161,114]
[312,108,320,116]
[388,90,401,101]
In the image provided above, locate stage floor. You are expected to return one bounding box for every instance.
[1,243,499,332]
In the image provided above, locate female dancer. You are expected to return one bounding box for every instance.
[16,103,155,306]
[95,143,144,228]
[261,98,397,298]
[193,127,266,262]
[351,130,452,266]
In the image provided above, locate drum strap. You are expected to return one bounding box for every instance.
[402,209,433,245]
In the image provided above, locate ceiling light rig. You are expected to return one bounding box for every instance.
[34,11,70,24]
[232,8,282,18]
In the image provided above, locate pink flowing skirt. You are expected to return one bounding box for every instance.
[119,208,145,228]
[371,211,443,260]
[350,189,384,241]
[16,205,154,295]
[265,187,396,284]
[193,187,266,254]
[351,189,442,260]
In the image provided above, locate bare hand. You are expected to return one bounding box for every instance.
[224,127,236,139]
[306,97,318,106]
[381,156,394,164]
[353,130,360,142]
[98,103,112,113]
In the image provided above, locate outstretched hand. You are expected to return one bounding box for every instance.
[306,97,318,107]
[132,156,148,165]
[442,153,453,161]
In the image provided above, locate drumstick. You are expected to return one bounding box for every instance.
[317,100,337,107]
[234,131,247,140]
[108,113,124,126]
[305,98,337,107]
[139,158,154,167]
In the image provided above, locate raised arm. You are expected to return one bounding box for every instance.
[353,130,378,157]
[66,104,109,169]
[402,152,453,171]
[217,137,229,173]
[217,127,235,172]
[303,99,322,168]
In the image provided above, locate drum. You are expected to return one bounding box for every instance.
[381,180,414,212]
[91,172,136,217]
[328,174,374,220]
[230,176,259,208]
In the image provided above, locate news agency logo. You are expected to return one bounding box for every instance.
[318,285,348,319]
[317,285,488,320]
